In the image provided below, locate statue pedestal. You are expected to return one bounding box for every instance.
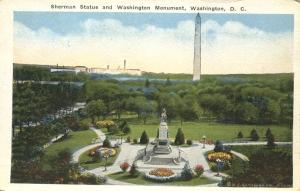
[154,139,172,154]
[153,122,171,154]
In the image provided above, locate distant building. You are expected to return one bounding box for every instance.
[50,65,76,73]
[75,66,88,73]
[50,60,142,76]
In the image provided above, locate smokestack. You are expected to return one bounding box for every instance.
[124,59,126,70]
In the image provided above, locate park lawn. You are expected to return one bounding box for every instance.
[108,172,217,186]
[40,129,97,170]
[79,147,120,170]
[230,144,292,158]
[124,121,292,142]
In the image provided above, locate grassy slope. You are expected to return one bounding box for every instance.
[40,129,97,170]
[108,172,216,186]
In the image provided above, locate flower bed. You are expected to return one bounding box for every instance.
[88,147,116,157]
[207,151,232,162]
[145,168,178,182]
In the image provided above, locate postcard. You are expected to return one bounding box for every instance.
[0,0,299,191]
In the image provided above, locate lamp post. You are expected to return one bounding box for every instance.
[216,158,222,176]
[103,150,112,171]
[202,135,206,149]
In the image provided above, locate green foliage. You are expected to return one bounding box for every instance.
[186,139,193,145]
[181,163,194,180]
[226,146,292,187]
[145,78,150,87]
[133,138,138,144]
[214,140,224,152]
[102,138,111,148]
[92,150,103,162]
[174,128,185,145]
[129,163,139,177]
[237,131,243,139]
[265,128,272,139]
[267,133,276,149]
[86,100,106,123]
[139,131,149,144]
[250,129,259,141]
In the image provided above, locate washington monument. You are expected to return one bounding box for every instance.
[193,13,201,81]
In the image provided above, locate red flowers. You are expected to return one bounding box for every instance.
[194,164,204,176]
[120,162,130,172]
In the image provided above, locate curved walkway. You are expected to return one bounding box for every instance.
[72,131,290,186]
[71,127,105,163]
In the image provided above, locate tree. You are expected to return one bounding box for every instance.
[86,100,106,123]
[122,124,131,134]
[265,128,272,139]
[102,138,111,148]
[145,79,150,88]
[165,77,172,86]
[139,131,149,144]
[237,131,243,139]
[267,133,276,149]
[214,140,224,152]
[174,128,185,145]
[250,129,259,141]
[181,162,193,180]
[129,162,139,177]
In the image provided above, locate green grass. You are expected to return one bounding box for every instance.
[79,147,120,170]
[40,129,97,170]
[230,144,292,158]
[108,172,217,186]
[111,119,292,142]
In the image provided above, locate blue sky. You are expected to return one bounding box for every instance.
[14,12,294,35]
[14,12,294,74]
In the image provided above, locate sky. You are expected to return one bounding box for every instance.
[14,12,294,74]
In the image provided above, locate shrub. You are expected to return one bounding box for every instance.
[120,162,130,172]
[265,128,272,139]
[186,139,193,145]
[111,127,120,135]
[96,120,116,131]
[267,133,276,149]
[194,164,204,176]
[181,162,193,180]
[126,136,131,143]
[122,125,131,134]
[250,129,259,141]
[214,140,224,152]
[102,138,111,148]
[140,131,149,144]
[133,138,138,144]
[175,128,185,145]
[92,150,102,162]
[237,131,243,139]
[79,120,89,130]
[78,173,107,184]
[129,163,139,177]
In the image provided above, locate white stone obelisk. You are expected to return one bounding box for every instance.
[193,13,201,81]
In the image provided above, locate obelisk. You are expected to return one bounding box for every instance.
[193,13,201,81]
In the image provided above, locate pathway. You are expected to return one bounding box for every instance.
[71,131,292,186]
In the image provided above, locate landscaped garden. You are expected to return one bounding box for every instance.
[108,171,217,186]
[79,146,120,170]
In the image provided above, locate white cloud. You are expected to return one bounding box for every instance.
[14,18,293,74]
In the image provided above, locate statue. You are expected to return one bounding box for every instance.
[160,108,167,123]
